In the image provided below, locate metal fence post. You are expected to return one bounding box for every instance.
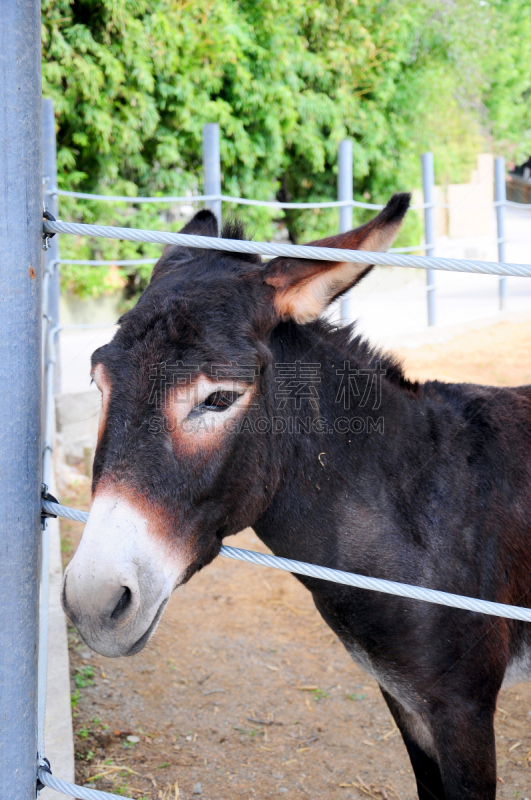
[495,156,507,311]
[202,123,222,229]
[42,98,61,394]
[421,152,436,327]
[338,139,353,325]
[0,1,43,798]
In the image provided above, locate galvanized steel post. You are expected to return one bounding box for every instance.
[202,123,222,229]
[0,1,43,798]
[42,98,61,394]
[495,157,507,311]
[421,152,436,327]
[338,139,353,325]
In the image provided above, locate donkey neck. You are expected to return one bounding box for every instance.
[253,320,423,565]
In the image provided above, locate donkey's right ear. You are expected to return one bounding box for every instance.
[263,193,410,324]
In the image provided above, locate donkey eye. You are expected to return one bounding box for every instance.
[190,390,241,416]
[204,391,240,410]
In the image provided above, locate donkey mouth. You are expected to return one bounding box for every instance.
[125,596,170,656]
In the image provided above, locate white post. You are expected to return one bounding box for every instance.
[338,139,353,325]
[42,98,61,393]
[202,123,222,229]
[421,152,436,327]
[495,157,507,310]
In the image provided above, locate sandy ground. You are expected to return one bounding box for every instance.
[60,315,531,800]
[398,314,531,387]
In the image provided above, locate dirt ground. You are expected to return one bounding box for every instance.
[60,315,531,800]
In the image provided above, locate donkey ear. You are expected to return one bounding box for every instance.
[149,209,219,284]
[263,193,410,324]
[178,208,219,237]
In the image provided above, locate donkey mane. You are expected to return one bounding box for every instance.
[329,322,420,394]
[279,316,421,395]
[220,218,263,263]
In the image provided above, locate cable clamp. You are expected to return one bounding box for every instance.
[36,757,52,792]
[41,484,59,529]
[43,208,57,251]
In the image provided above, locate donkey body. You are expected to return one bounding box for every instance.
[62,196,531,799]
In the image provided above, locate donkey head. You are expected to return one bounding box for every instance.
[62,194,410,657]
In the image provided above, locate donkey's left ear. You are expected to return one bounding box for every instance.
[263,193,410,324]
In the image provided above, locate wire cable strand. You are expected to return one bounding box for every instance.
[42,500,531,623]
[59,257,158,266]
[43,220,531,278]
[38,767,134,800]
[47,187,441,211]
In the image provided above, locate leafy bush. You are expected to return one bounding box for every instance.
[42,0,531,299]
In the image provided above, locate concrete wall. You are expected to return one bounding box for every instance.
[41,466,75,800]
[60,291,122,326]
[413,153,495,245]
[41,515,75,800]
[56,390,100,463]
[447,153,494,239]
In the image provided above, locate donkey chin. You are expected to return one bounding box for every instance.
[61,492,187,658]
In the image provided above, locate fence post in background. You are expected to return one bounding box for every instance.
[202,123,222,229]
[338,139,353,325]
[421,152,436,327]
[495,156,507,311]
[42,98,61,394]
[0,0,43,797]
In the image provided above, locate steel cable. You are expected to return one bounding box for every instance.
[48,188,388,210]
[43,220,531,278]
[42,500,531,623]
[38,767,134,800]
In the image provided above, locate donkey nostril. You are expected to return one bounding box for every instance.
[110,586,133,620]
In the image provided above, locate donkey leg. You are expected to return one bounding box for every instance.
[380,688,446,800]
[433,703,497,800]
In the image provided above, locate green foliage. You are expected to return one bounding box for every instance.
[42,0,531,299]
[112,783,133,796]
[74,665,95,688]
[480,0,531,164]
[346,691,366,701]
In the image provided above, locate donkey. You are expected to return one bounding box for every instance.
[62,194,531,799]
